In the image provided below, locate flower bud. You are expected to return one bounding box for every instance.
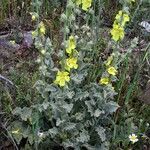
[41,49,46,55]
[32,15,36,21]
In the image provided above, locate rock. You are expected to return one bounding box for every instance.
[0,39,20,63]
[22,31,33,48]
[0,31,34,63]
[139,80,150,104]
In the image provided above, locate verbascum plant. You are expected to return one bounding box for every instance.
[35,1,119,149]
[54,35,78,87]
[9,0,119,149]
[9,0,138,149]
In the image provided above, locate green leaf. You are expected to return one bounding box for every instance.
[56,118,65,126]
[12,107,32,121]
[105,101,119,113]
[9,121,24,144]
[74,112,84,121]
[45,84,57,92]
[85,100,95,116]
[45,38,53,53]
[61,103,73,113]
[12,107,22,115]
[94,109,105,117]
[63,139,74,148]
[75,91,89,101]
[20,107,32,121]
[42,101,50,110]
[71,71,87,84]
[9,121,34,145]
[66,91,75,99]
[48,127,58,138]
[28,134,34,145]
[64,123,76,131]
[95,126,106,142]
[76,130,90,143]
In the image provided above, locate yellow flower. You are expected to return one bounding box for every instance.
[54,71,70,87]
[41,49,46,55]
[39,22,46,35]
[32,15,36,21]
[107,66,117,76]
[66,47,72,54]
[12,129,20,134]
[105,55,113,66]
[99,77,109,85]
[110,24,124,41]
[123,13,130,23]
[129,134,138,144]
[66,35,76,54]
[75,0,92,11]
[115,11,123,20]
[68,35,76,49]
[65,57,78,71]
[82,0,92,11]
[121,13,130,27]
[9,40,16,45]
[32,31,37,37]
[30,12,38,21]
[115,11,130,26]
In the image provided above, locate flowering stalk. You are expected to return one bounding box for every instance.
[99,53,117,88]
[54,1,80,87]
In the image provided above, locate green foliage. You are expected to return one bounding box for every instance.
[1,0,149,150]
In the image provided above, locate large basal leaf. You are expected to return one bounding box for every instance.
[20,107,32,121]
[12,107,32,121]
[10,121,23,144]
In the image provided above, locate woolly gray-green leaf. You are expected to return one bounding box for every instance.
[95,126,106,142]
[76,130,90,143]
[64,122,76,131]
[21,107,32,121]
[105,101,119,113]
[48,127,58,138]
[61,103,73,113]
